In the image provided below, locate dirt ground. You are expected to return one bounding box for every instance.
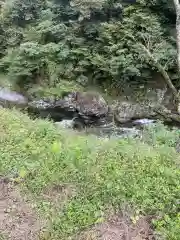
[0,177,44,240]
[79,213,156,240]
[0,177,156,240]
[96,215,155,240]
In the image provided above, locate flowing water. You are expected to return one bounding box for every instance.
[54,118,156,139]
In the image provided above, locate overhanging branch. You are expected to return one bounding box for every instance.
[139,43,180,101]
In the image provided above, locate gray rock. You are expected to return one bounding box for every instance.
[28,91,109,125]
[54,91,108,121]
[54,120,75,129]
[74,92,108,117]
[113,101,156,124]
[28,99,53,109]
[28,98,76,121]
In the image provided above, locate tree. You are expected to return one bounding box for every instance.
[173,0,180,72]
[136,0,180,111]
[0,0,178,97]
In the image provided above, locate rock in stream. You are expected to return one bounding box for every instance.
[28,91,109,126]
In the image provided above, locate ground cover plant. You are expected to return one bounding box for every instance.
[0,108,179,239]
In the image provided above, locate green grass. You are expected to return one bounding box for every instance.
[0,108,180,239]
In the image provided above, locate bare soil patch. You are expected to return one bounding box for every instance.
[0,177,44,240]
[79,213,155,240]
[42,183,76,207]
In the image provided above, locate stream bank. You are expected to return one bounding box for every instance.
[0,80,180,139]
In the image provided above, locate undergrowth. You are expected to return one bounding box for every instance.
[0,108,179,239]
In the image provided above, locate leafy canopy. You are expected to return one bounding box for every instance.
[0,0,177,93]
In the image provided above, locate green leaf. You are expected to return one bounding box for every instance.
[51,141,62,153]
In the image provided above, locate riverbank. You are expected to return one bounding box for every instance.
[0,72,178,130]
[0,108,179,239]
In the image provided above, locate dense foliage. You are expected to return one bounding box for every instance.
[0,0,178,94]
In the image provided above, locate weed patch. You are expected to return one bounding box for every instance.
[0,108,179,239]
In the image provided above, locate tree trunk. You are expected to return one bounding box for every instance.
[138,1,180,111]
[173,0,180,112]
[173,0,180,72]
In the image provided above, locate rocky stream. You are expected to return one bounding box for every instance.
[1,85,180,139]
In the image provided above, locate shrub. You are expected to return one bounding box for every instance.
[0,0,177,92]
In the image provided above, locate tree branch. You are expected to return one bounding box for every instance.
[140,43,180,101]
[154,105,180,124]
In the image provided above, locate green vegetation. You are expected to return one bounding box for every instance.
[0,1,180,239]
[0,108,179,239]
[0,0,178,95]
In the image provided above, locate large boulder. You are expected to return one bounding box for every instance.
[73,92,108,117]
[55,91,108,123]
[112,101,156,124]
[28,91,109,125]
[0,88,28,108]
[28,98,76,121]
